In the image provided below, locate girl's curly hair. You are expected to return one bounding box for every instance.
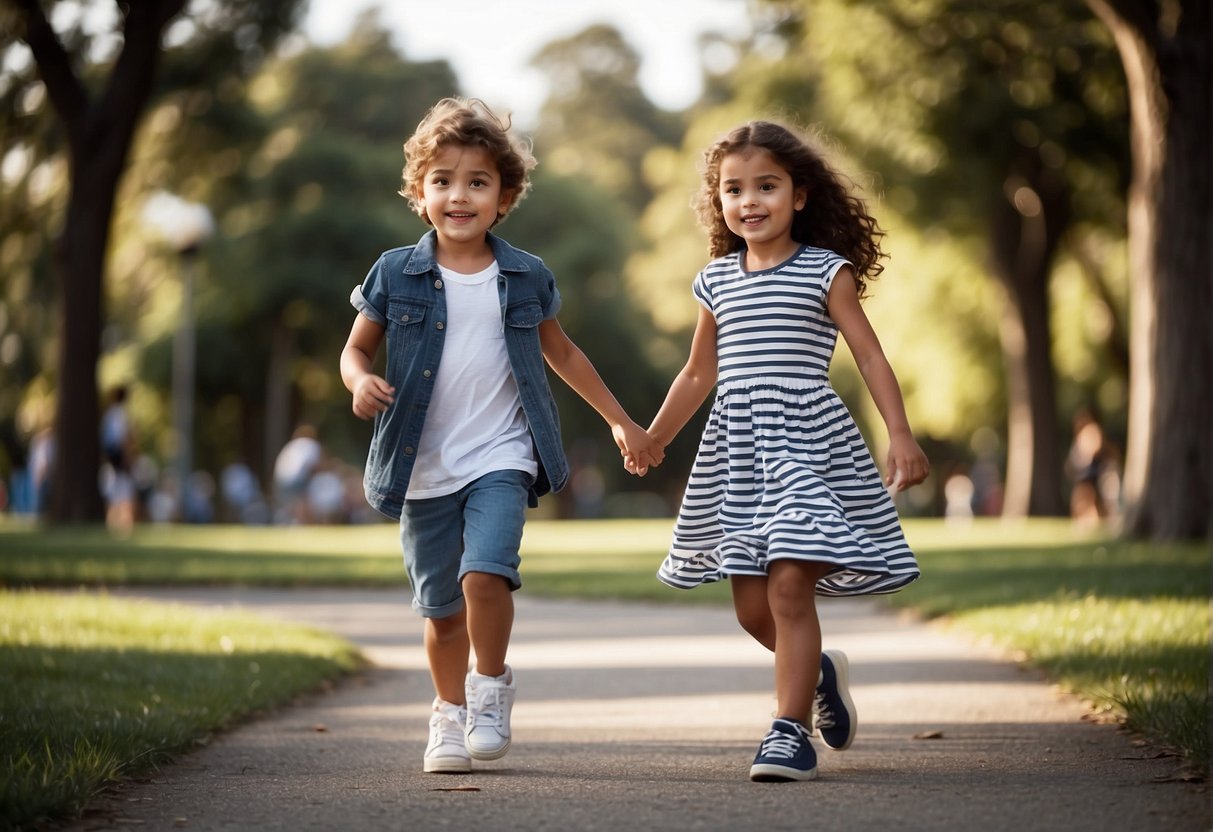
[694,120,886,297]
[400,97,536,227]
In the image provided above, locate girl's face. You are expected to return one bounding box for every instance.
[417,144,513,248]
[718,147,807,256]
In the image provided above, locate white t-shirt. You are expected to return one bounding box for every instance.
[406,261,538,499]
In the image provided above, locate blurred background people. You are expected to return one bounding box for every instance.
[273,425,323,524]
[100,385,137,533]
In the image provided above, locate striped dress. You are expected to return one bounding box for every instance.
[658,245,920,595]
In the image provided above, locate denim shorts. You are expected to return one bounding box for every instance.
[399,469,532,618]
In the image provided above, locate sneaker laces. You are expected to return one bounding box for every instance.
[430,704,466,747]
[468,684,506,729]
[758,727,803,760]
[814,690,837,729]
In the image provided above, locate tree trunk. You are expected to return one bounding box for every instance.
[1089,0,1212,540]
[988,150,1070,517]
[263,317,295,481]
[17,0,185,523]
[46,155,114,522]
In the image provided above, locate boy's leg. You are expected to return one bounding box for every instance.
[457,470,530,760]
[401,492,470,684]
[401,492,474,773]
[463,573,512,676]
[457,469,529,669]
[426,608,470,704]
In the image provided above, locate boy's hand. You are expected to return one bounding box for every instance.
[614,421,664,476]
[623,449,663,476]
[885,433,929,493]
[352,374,395,420]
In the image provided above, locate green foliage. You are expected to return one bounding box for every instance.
[0,590,361,829]
[158,15,460,468]
[764,0,1129,229]
[530,24,684,209]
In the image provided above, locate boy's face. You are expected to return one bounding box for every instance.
[417,144,512,248]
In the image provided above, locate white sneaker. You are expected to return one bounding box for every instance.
[423,698,470,773]
[464,666,515,760]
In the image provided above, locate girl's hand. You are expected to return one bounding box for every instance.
[351,374,395,420]
[623,449,663,476]
[614,421,664,476]
[885,433,929,493]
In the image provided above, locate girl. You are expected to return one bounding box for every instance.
[639,120,929,782]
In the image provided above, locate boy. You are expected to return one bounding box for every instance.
[340,98,662,773]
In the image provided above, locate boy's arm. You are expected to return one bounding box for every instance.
[537,318,664,470]
[341,314,394,420]
[647,305,719,447]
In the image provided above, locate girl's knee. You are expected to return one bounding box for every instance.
[735,607,770,640]
[767,561,826,615]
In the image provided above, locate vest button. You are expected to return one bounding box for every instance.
[404,446,415,455]
[434,279,443,289]
[423,370,432,378]
[436,322,444,330]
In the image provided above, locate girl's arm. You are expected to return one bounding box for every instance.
[647,305,719,447]
[340,314,395,421]
[538,318,664,472]
[827,266,929,489]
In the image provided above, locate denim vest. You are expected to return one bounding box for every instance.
[350,230,570,519]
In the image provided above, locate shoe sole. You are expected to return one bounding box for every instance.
[466,737,511,761]
[818,648,857,750]
[749,762,818,782]
[423,756,471,773]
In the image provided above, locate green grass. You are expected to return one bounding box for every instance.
[883,529,1211,774]
[0,517,1208,779]
[0,591,363,829]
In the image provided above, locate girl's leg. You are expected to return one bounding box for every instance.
[731,574,776,651]
[766,559,832,723]
[463,572,513,677]
[425,608,471,704]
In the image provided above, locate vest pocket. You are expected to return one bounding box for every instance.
[387,300,428,327]
[504,300,543,329]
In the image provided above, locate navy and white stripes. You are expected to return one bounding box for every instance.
[659,246,920,596]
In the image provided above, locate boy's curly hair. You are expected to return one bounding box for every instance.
[400,97,536,227]
[695,120,886,297]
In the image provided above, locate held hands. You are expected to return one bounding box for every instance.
[614,422,665,477]
[351,374,395,420]
[885,432,930,495]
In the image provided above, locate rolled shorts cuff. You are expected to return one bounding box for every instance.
[411,593,465,619]
[459,560,522,591]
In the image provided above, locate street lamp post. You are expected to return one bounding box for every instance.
[143,192,214,518]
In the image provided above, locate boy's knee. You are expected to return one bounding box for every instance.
[428,610,466,640]
[461,571,511,602]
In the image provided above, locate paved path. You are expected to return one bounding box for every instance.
[70,588,1207,831]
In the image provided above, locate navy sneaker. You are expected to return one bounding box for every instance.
[814,649,857,750]
[749,718,817,782]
